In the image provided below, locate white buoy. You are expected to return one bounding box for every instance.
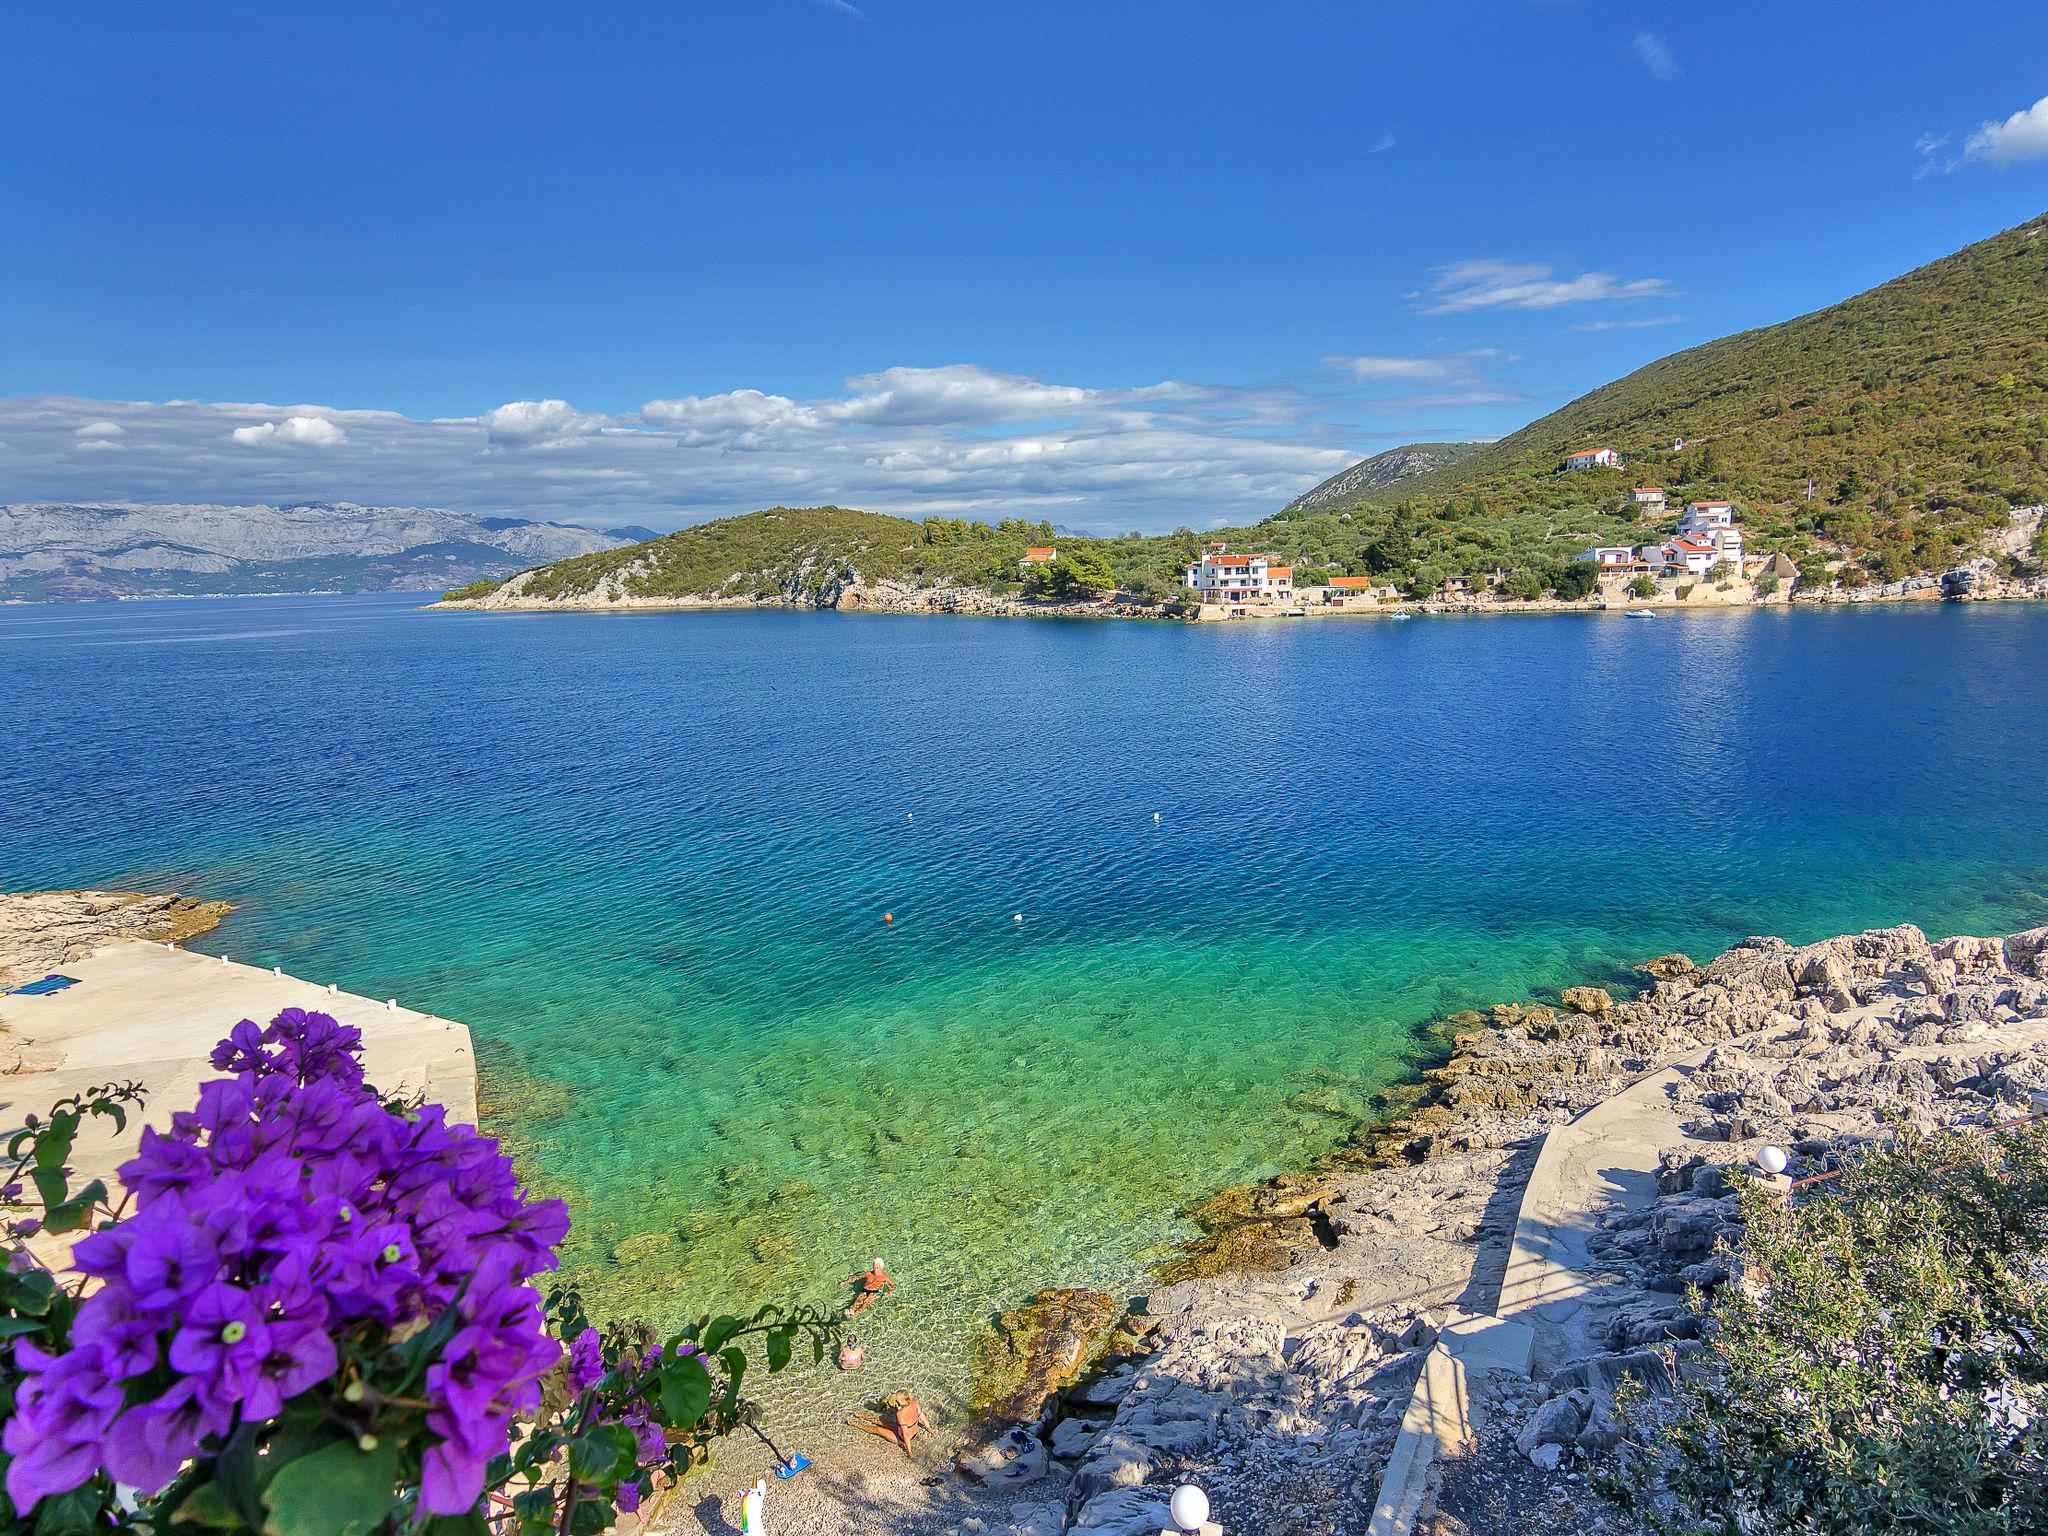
[906,812,913,822]
[1013,913,1024,923]
[1169,1483,1210,1533]
[1756,1145,1789,1175]
[1153,811,1161,822]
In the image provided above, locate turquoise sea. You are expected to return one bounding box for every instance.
[5,594,2048,1425]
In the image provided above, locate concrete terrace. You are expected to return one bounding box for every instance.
[2,939,478,1206]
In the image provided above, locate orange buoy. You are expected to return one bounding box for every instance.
[884,912,893,924]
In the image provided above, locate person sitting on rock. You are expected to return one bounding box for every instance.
[842,1258,896,1317]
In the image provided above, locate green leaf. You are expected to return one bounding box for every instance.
[566,1424,633,1483]
[423,1511,491,1536]
[30,1482,109,1536]
[766,1327,792,1373]
[171,1479,249,1531]
[0,1317,48,1338]
[259,1438,400,1536]
[30,1165,67,1212]
[702,1314,741,1351]
[719,1346,747,1412]
[32,1113,78,1171]
[659,1355,713,1427]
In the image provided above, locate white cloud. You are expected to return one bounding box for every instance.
[1965,92,2048,166]
[0,357,1534,534]
[74,420,125,440]
[1368,132,1397,155]
[230,414,347,447]
[832,364,1092,426]
[1416,258,1674,314]
[813,0,865,15]
[1632,32,1678,81]
[1327,355,1466,383]
[480,399,608,447]
[1572,313,1689,332]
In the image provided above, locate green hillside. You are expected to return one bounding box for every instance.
[456,215,2048,608]
[1290,212,2048,585]
[452,505,1074,603]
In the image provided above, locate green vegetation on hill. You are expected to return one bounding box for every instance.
[463,215,2048,607]
[509,505,1059,602]
[1297,213,2048,588]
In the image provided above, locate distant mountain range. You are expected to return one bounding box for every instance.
[0,502,635,601]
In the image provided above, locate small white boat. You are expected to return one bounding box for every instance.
[1628,610,1658,620]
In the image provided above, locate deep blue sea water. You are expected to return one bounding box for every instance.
[4,593,2046,1419]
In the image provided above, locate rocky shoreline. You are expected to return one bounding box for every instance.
[12,894,2048,1534]
[891,921,2048,1536]
[431,563,2048,625]
[0,889,229,994]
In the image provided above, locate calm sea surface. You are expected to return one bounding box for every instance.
[5,594,2047,1422]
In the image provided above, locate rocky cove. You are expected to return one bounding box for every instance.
[790,921,2048,1536]
[12,895,2048,1536]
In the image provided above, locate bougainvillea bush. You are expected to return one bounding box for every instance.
[0,1009,838,1536]
[1616,1123,2048,1535]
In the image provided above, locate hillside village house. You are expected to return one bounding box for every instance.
[1578,500,1746,579]
[1184,546,1294,607]
[1019,545,1057,573]
[1563,447,1623,470]
[1631,487,1667,507]
[1324,574,1384,608]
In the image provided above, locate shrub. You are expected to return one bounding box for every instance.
[1629,574,1659,599]
[1616,1124,2048,1534]
[0,1010,839,1534]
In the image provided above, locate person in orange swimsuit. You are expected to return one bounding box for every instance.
[847,1392,926,1458]
[842,1258,896,1317]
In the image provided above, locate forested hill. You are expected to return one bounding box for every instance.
[453,216,2048,608]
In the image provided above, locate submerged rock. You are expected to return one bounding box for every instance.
[961,1286,1121,1470]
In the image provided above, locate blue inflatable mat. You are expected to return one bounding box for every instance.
[7,974,80,997]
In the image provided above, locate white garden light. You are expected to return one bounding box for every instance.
[1756,1144,1789,1175]
[1168,1483,1209,1533]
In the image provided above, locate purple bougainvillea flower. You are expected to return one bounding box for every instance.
[6,1007,568,1515]
[567,1326,604,1395]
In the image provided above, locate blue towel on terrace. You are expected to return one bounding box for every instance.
[7,974,80,997]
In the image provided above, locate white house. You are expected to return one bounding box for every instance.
[1584,545,1638,568]
[1631,487,1667,507]
[1563,447,1623,470]
[1019,545,1057,572]
[1705,524,1744,569]
[1184,547,1294,606]
[1678,501,1734,533]
[1662,534,1720,577]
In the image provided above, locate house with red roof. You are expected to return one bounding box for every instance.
[1183,545,1294,609]
[1562,447,1623,470]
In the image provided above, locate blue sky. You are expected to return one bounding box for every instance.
[3,2,2046,531]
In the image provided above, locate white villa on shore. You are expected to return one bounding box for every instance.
[1579,501,1747,580]
[1019,545,1057,572]
[1631,486,1667,507]
[1563,447,1623,470]
[1184,545,1294,606]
